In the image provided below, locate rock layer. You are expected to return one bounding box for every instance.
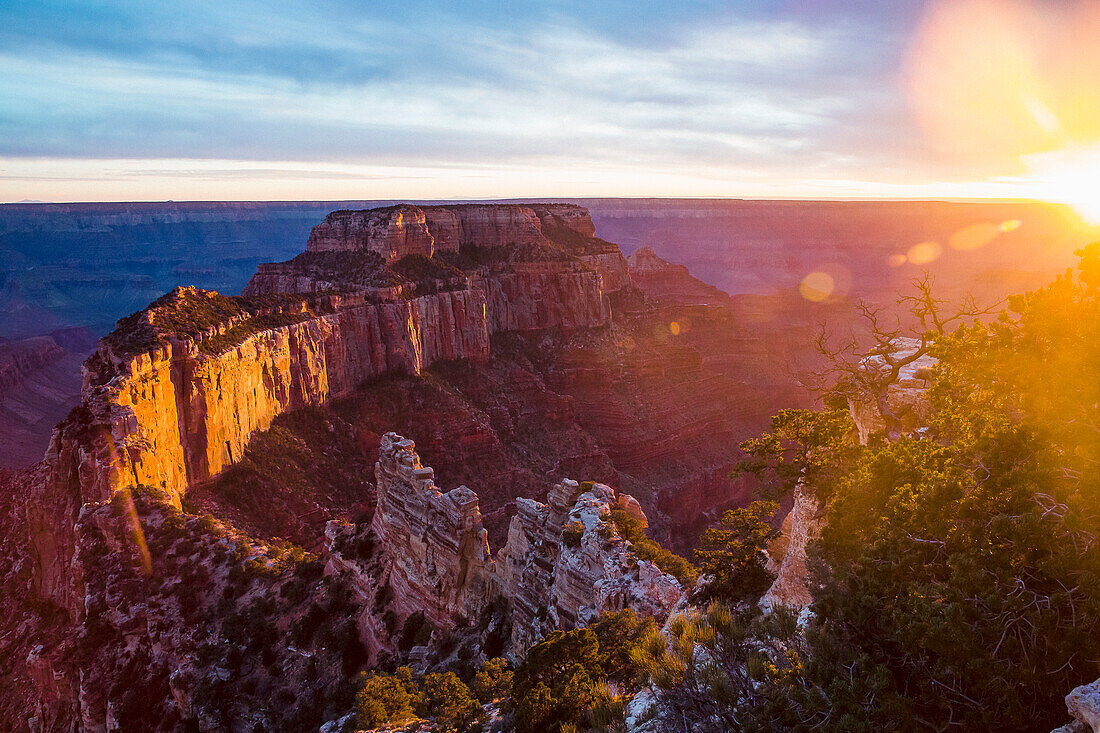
[495,478,683,654]
[26,205,627,608]
[367,433,682,654]
[371,433,495,629]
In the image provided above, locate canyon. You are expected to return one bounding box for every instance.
[2,200,1098,730]
[0,204,705,729]
[5,198,1098,469]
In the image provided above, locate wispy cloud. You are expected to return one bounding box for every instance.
[0,0,990,200]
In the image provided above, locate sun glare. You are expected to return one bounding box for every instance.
[1020,144,1100,224]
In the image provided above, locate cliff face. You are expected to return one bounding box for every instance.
[26,204,624,609]
[495,478,682,654]
[29,287,490,605]
[367,433,682,655]
[243,203,625,335]
[61,288,490,506]
[371,433,495,629]
[305,204,567,258]
[759,483,823,614]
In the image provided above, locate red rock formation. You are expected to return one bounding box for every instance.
[300,203,603,261]
[626,247,732,306]
[307,205,440,259]
[371,433,495,629]
[367,433,681,653]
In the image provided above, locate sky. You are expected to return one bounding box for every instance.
[2,0,1100,207]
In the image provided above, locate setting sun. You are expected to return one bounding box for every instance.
[1023,144,1100,224]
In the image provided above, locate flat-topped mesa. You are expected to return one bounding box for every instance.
[243,203,628,302]
[367,433,683,655]
[305,203,597,259]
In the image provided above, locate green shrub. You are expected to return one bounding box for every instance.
[692,500,778,603]
[418,671,484,733]
[610,508,698,586]
[561,520,585,548]
[356,668,416,729]
[470,657,513,703]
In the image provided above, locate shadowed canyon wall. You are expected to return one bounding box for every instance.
[22,204,619,610]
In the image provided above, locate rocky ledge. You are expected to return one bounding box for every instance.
[355,432,682,658]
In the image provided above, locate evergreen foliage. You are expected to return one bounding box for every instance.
[693,500,779,603]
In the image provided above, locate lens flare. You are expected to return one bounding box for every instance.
[950,223,1000,251]
[800,272,835,302]
[888,254,907,267]
[907,241,942,265]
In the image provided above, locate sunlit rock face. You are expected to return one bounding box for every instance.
[368,433,682,655]
[27,287,490,607]
[63,288,491,504]
[759,483,824,614]
[307,205,442,259]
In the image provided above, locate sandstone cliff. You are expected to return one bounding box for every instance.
[759,483,823,614]
[25,205,630,610]
[371,433,495,629]
[365,433,682,656]
[243,204,624,338]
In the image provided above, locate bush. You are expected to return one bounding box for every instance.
[356,668,416,729]
[561,520,584,548]
[610,508,698,586]
[692,501,779,604]
[470,657,513,703]
[418,671,484,733]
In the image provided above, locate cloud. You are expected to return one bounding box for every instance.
[0,0,975,198]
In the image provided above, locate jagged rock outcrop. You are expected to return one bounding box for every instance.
[759,483,823,614]
[1054,680,1100,732]
[495,478,682,654]
[366,433,682,655]
[371,433,495,629]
